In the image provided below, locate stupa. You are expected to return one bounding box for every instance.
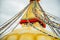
[0,0,60,40]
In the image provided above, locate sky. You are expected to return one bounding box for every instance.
[0,0,60,26]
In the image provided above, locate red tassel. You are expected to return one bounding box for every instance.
[19,18,46,28]
[20,20,27,24]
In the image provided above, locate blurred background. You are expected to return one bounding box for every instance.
[0,0,60,26]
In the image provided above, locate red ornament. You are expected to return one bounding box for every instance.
[19,18,46,28]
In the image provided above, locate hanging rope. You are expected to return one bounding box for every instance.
[26,17,59,39]
[38,3,60,29]
[0,3,30,36]
[23,1,59,39]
